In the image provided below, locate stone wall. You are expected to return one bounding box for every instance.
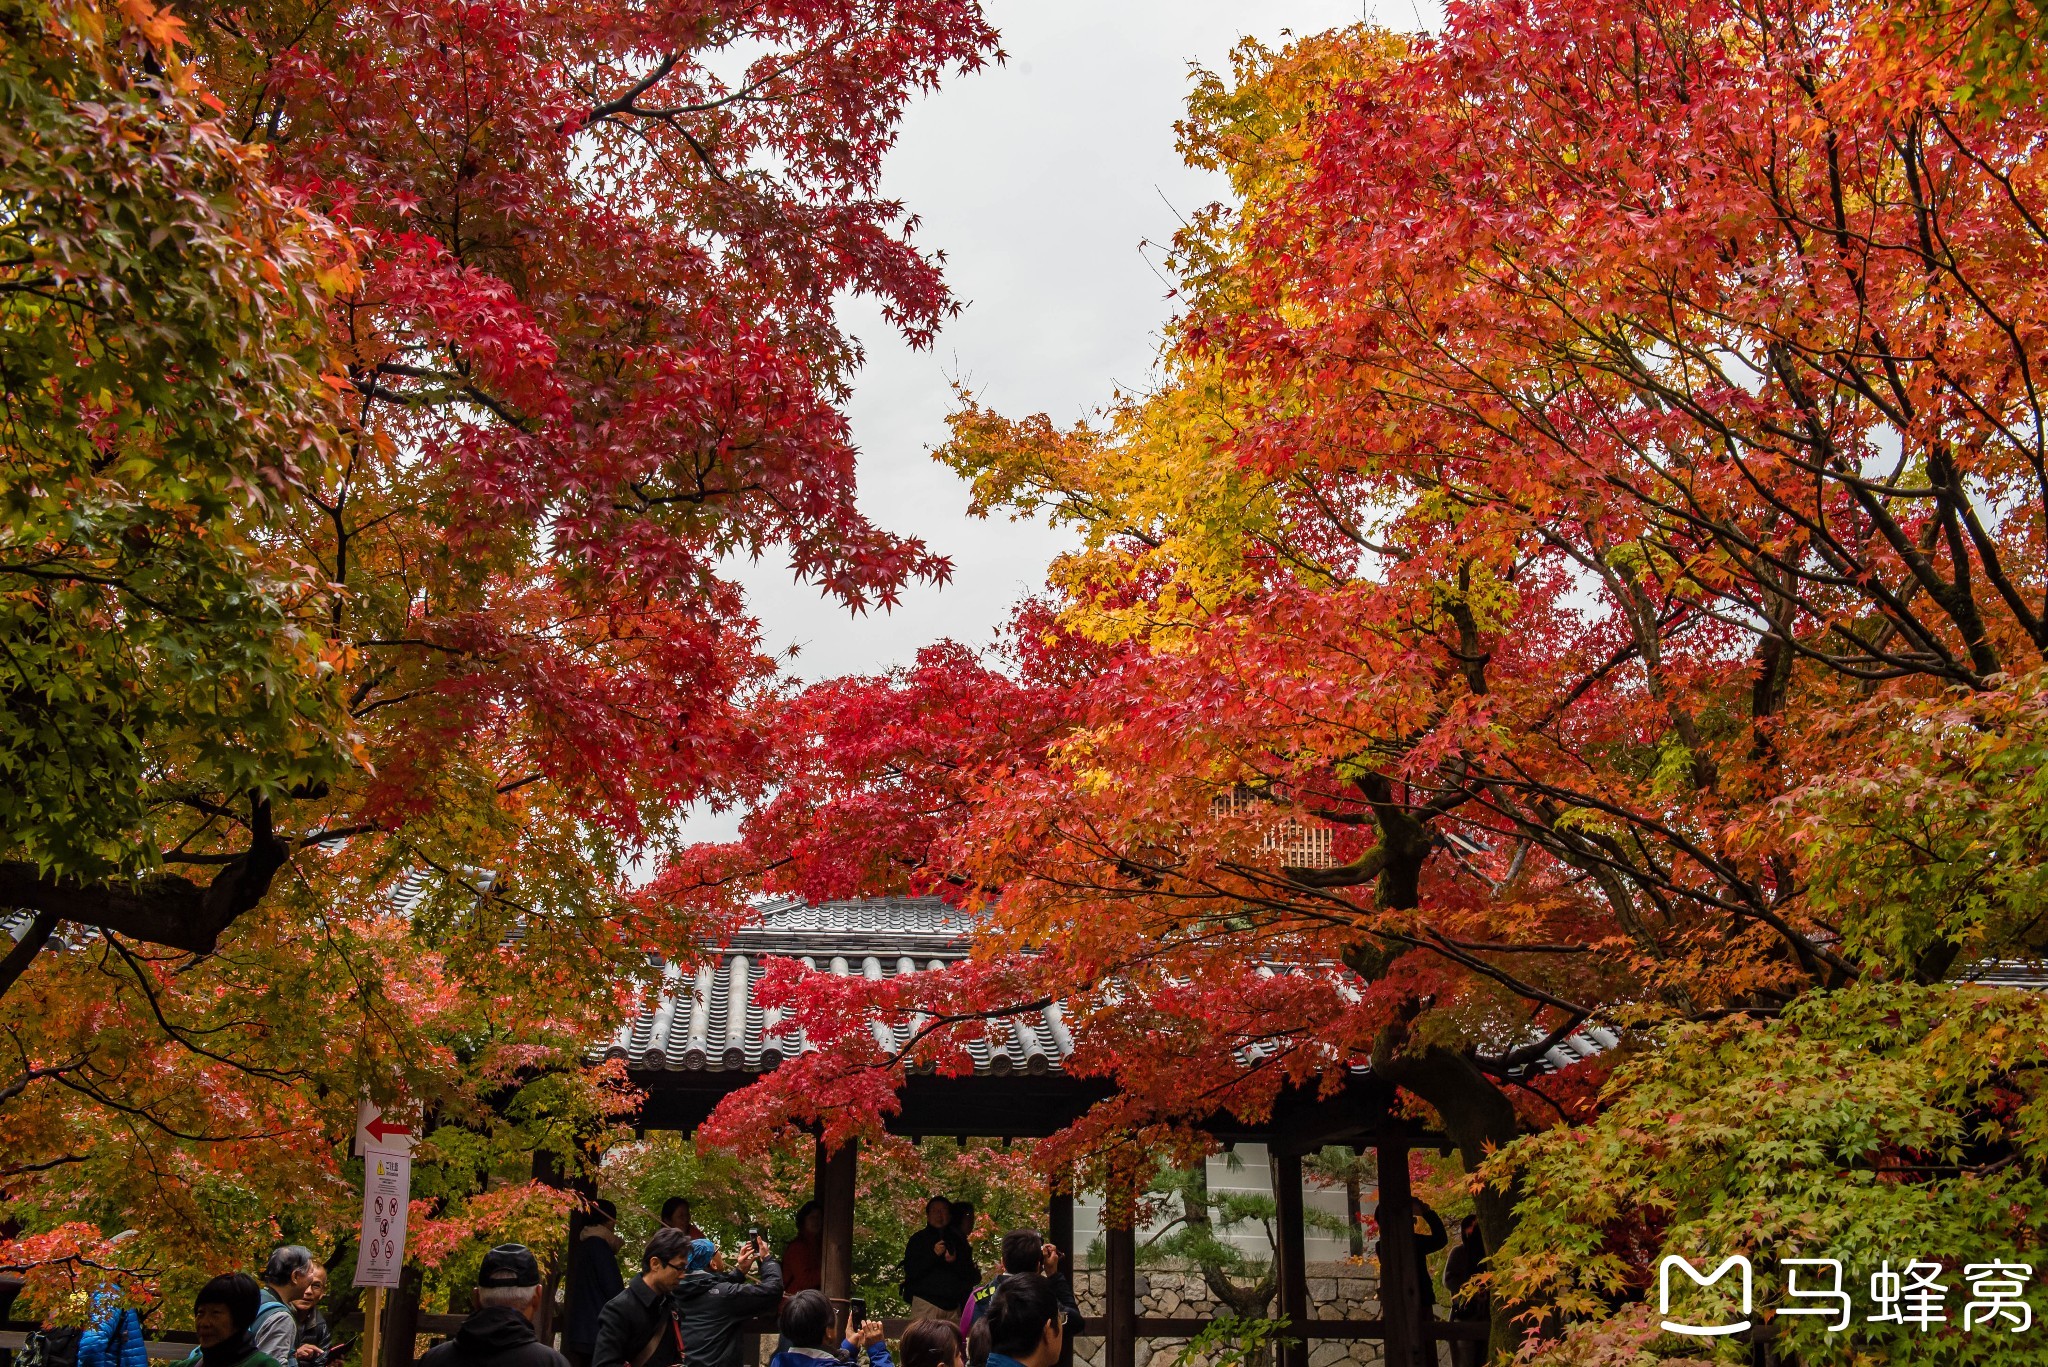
[1066,1262,1392,1367]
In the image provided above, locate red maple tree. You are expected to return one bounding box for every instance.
[670,5,2048,1358]
[1,0,997,1302]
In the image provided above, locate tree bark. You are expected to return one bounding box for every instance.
[0,910,60,998]
[1182,1161,1278,1321]
[0,798,289,991]
[1370,1023,1522,1363]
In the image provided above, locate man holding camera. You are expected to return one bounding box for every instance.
[672,1232,783,1367]
[592,1229,781,1367]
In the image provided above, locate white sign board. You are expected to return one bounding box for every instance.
[355,1098,415,1157]
[352,1149,412,1289]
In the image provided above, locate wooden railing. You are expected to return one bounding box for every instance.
[0,1326,200,1362]
[399,1310,1488,1348]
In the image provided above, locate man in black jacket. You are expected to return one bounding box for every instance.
[671,1234,782,1367]
[564,1201,626,1367]
[419,1245,570,1367]
[592,1228,694,1367]
[1442,1215,1490,1367]
[901,1198,976,1322]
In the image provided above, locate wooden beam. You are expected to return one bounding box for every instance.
[281,1314,1492,1349]
[1374,1141,1425,1367]
[1105,1223,1135,1367]
[1132,1319,1339,1339]
[1272,1150,1309,1367]
[1124,1319,1486,1343]
[818,1136,859,1307]
[634,1071,1414,1145]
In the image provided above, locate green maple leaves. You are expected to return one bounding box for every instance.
[0,0,350,883]
[1491,982,2048,1365]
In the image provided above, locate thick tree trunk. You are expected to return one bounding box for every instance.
[0,799,289,995]
[1177,1160,1279,1367]
[1370,1024,1522,1364]
[0,911,59,998]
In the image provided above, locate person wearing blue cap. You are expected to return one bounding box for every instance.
[671,1230,781,1367]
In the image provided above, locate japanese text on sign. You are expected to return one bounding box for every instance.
[351,1150,411,1290]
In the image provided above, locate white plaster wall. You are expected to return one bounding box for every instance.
[1068,1144,1370,1268]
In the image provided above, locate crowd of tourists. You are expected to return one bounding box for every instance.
[179,1247,335,1367]
[171,1196,1078,1367]
[554,1196,1079,1367]
[897,1201,1082,1350]
[164,1190,1485,1367]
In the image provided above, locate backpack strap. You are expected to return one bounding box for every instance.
[960,1279,999,1335]
[629,1306,685,1367]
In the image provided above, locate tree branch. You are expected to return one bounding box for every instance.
[0,910,60,997]
[0,798,289,981]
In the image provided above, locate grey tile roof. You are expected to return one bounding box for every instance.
[715,894,978,958]
[388,868,439,917]
[15,888,2047,1084]
[604,895,1621,1082]
[607,896,1075,1075]
[1534,1024,1622,1074]
[1962,959,2048,989]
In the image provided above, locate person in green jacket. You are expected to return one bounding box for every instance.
[184,1274,285,1367]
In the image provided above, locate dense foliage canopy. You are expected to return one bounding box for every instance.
[673,1,2048,1361]
[1,0,994,1314]
[11,0,2048,1360]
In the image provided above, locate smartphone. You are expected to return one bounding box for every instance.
[848,1297,867,1329]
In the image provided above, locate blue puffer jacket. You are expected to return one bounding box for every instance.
[78,1306,147,1367]
[767,1341,894,1367]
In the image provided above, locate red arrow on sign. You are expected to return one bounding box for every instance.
[367,1118,412,1143]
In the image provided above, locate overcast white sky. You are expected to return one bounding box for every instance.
[730,0,1442,683]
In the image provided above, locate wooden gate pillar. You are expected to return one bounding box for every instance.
[1104,1221,1135,1367]
[384,1270,421,1367]
[1049,1182,1076,1367]
[817,1136,859,1308]
[1273,1149,1309,1367]
[1374,1140,1428,1367]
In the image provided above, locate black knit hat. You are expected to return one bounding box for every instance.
[478,1244,543,1288]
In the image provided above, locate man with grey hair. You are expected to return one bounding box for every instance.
[256,1247,318,1365]
[418,1245,569,1367]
